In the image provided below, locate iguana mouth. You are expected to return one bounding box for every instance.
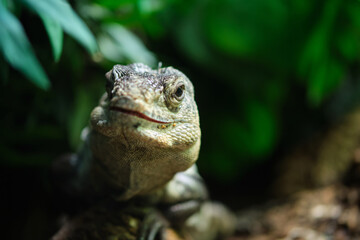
[109,106,171,124]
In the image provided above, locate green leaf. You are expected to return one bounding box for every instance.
[244,101,277,156]
[93,0,134,9]
[137,0,165,16]
[175,10,214,65]
[307,59,344,105]
[20,0,97,54]
[204,0,286,59]
[221,101,277,158]
[99,24,156,66]
[0,0,7,7]
[297,0,342,105]
[40,15,63,62]
[0,4,50,89]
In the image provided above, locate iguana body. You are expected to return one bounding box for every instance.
[53,63,235,240]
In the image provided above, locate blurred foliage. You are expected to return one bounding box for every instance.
[2,0,360,184]
[0,0,97,89]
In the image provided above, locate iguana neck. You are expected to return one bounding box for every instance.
[87,130,200,200]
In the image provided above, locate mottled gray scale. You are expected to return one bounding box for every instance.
[109,64,170,105]
[112,67,125,80]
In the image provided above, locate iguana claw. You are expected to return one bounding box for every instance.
[138,210,169,240]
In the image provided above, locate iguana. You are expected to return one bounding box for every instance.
[52,63,236,240]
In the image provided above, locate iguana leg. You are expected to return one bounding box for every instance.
[162,199,202,225]
[137,165,235,240]
[158,165,236,240]
[138,210,169,240]
[138,201,236,240]
[137,165,206,240]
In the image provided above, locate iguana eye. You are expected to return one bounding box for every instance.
[173,83,185,101]
[165,81,185,110]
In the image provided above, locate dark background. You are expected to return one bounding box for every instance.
[2,0,360,239]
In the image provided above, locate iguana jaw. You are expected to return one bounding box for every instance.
[109,106,171,124]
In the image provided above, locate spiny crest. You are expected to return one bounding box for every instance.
[106,63,186,83]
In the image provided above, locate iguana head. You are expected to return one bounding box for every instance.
[89,63,201,198]
[91,63,200,148]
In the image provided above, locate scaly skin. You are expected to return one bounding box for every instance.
[54,63,235,240]
[75,63,201,199]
